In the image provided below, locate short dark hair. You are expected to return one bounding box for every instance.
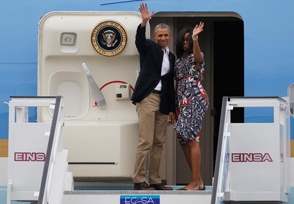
[174,26,193,58]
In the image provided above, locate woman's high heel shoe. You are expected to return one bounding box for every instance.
[192,184,205,190]
[177,184,205,191]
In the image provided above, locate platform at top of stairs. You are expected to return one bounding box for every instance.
[62,185,213,204]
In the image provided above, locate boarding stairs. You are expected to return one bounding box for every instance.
[7,96,290,204]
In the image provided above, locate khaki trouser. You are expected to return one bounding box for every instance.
[132,93,168,184]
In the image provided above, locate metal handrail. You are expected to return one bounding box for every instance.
[211,96,229,204]
[38,96,63,204]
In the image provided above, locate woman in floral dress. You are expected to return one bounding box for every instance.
[174,22,209,190]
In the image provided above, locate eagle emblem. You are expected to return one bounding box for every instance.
[102,30,118,47]
[91,20,127,57]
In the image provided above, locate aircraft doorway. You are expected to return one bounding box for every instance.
[150,14,244,185]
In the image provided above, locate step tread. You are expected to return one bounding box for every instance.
[64,190,212,195]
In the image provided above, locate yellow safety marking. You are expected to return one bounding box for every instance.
[291,140,294,158]
[0,139,8,157]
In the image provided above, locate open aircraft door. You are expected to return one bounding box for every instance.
[38,11,149,179]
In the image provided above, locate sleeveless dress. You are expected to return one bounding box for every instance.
[174,54,209,144]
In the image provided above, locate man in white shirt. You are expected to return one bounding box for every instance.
[131,3,175,190]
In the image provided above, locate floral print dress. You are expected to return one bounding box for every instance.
[174,54,209,144]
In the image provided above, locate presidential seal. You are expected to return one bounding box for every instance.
[91,21,127,57]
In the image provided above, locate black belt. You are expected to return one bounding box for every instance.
[152,90,161,94]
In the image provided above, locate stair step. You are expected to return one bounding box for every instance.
[65,189,212,195]
[62,190,212,204]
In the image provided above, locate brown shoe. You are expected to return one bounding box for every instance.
[150,183,173,190]
[134,182,155,190]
